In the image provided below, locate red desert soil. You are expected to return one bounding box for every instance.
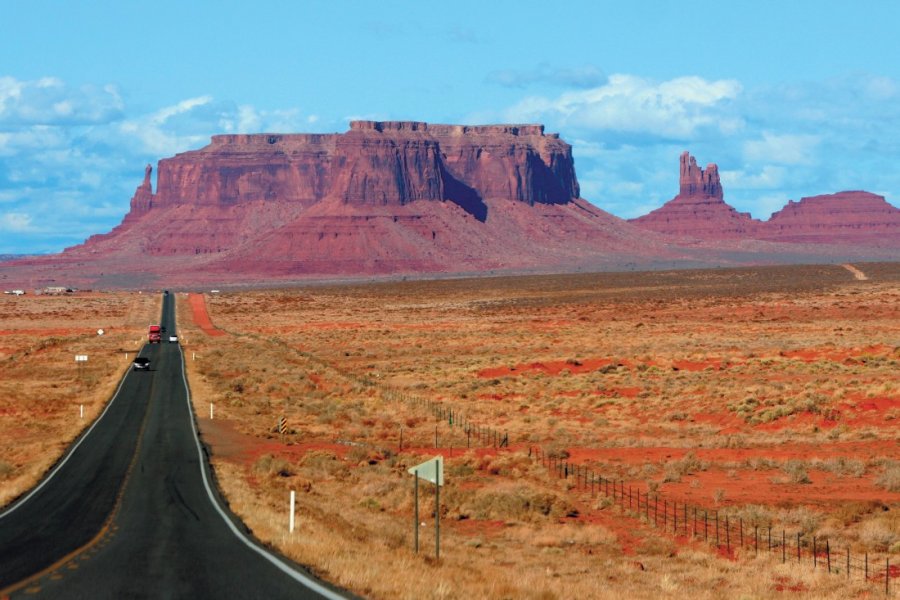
[187,293,226,336]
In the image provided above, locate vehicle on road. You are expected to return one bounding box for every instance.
[132,357,150,371]
[148,325,161,343]
[168,336,178,343]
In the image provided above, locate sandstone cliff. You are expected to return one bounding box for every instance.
[147,121,577,212]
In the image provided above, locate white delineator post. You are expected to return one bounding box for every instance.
[80,405,84,419]
[210,403,214,420]
[289,490,296,533]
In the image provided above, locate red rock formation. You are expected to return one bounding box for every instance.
[62,121,676,281]
[679,151,722,199]
[629,152,760,239]
[147,121,578,215]
[760,191,900,246]
[128,164,154,216]
[69,121,585,258]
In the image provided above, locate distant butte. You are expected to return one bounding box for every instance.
[629,152,759,239]
[630,151,900,247]
[761,191,900,246]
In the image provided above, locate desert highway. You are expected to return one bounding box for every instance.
[0,294,347,599]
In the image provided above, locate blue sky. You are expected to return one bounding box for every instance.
[2,1,900,253]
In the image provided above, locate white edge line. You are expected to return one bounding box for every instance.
[177,344,347,600]
[0,359,135,520]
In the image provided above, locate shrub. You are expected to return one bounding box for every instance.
[875,461,900,492]
[458,483,574,521]
[253,454,294,478]
[782,460,811,484]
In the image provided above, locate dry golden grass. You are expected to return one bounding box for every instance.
[177,264,900,599]
[0,291,160,508]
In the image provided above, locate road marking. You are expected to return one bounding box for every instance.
[178,345,347,600]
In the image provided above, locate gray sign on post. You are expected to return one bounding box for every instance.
[408,456,444,485]
[409,456,444,559]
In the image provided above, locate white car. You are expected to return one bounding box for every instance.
[169,336,178,343]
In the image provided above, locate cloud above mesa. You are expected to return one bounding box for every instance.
[504,74,743,139]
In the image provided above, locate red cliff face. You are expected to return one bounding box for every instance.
[146,120,578,215]
[760,191,900,246]
[629,152,760,239]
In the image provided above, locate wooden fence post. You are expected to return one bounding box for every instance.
[715,512,719,547]
[673,501,677,534]
[654,495,659,527]
[725,515,730,552]
[704,511,708,542]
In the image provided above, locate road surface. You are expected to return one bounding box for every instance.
[0,293,347,599]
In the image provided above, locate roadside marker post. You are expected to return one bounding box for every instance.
[210,403,214,420]
[289,490,296,533]
[414,470,419,554]
[80,404,84,419]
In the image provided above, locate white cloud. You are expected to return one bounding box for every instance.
[744,132,820,165]
[721,165,787,189]
[0,76,122,125]
[506,74,743,140]
[0,212,33,232]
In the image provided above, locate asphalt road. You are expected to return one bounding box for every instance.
[0,293,346,599]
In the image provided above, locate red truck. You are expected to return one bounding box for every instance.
[148,325,161,344]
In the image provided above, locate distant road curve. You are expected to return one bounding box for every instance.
[0,293,348,599]
[840,263,869,280]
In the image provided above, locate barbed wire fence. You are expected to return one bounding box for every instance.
[529,445,897,596]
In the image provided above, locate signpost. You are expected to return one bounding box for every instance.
[75,354,88,379]
[409,456,444,559]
